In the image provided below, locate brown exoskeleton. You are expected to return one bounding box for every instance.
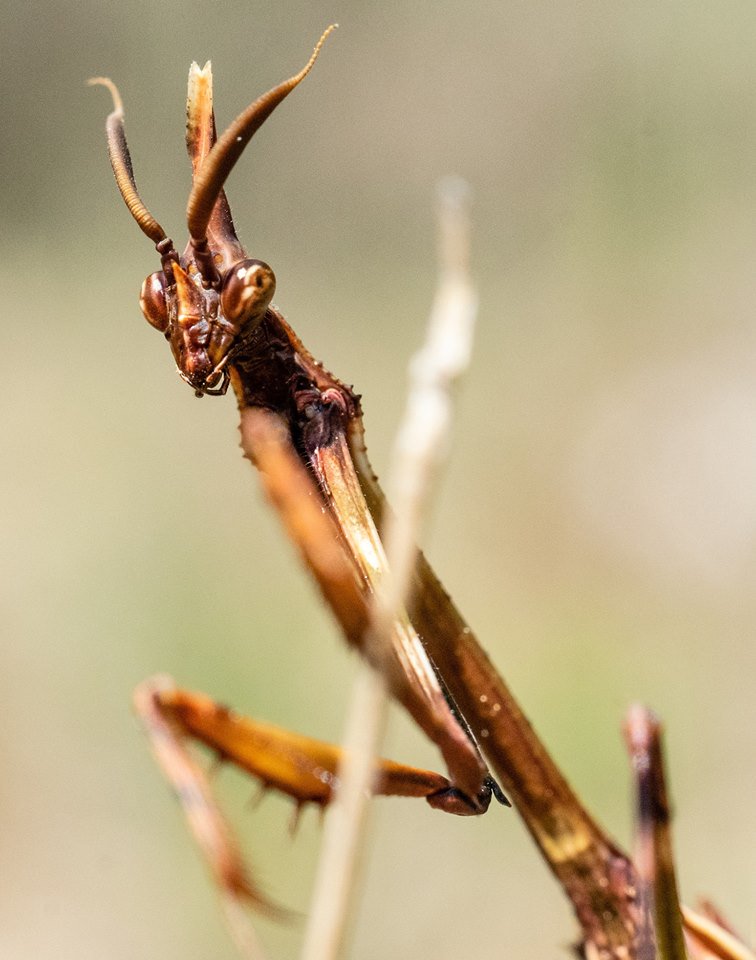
[90,28,678,960]
[92,26,502,819]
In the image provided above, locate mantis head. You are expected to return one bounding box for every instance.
[91,27,335,397]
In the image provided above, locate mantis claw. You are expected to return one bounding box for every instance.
[487,775,512,808]
[426,775,510,815]
[426,785,489,816]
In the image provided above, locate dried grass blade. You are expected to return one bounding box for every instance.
[300,177,479,960]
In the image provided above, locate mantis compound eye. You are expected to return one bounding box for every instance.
[221,259,276,330]
[139,271,169,332]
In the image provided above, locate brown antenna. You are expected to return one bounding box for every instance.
[185,25,337,285]
[89,77,178,274]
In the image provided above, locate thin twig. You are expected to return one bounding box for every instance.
[222,896,270,960]
[300,177,478,960]
[624,705,687,960]
[298,660,388,960]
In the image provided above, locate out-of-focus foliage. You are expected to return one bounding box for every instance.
[0,3,753,958]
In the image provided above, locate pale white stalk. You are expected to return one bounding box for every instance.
[222,895,270,960]
[300,177,479,960]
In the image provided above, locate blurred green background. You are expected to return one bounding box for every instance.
[1,1,754,957]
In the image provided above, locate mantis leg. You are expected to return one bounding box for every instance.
[133,675,472,912]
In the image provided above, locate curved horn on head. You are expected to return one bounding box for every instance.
[89,77,178,271]
[184,61,242,282]
[186,25,337,282]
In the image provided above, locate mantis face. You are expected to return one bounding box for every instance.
[139,257,276,396]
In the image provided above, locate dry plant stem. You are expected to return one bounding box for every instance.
[300,178,479,960]
[222,898,271,960]
[379,176,478,636]
[299,664,388,960]
[624,705,687,960]
[682,908,756,960]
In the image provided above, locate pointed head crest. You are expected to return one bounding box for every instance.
[91,26,336,396]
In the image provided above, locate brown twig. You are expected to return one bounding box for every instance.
[624,705,687,960]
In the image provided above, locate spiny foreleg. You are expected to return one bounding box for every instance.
[133,675,477,914]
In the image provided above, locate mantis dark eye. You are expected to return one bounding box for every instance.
[139,271,169,332]
[221,259,276,329]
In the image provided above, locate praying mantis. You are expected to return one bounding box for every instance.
[91,27,752,960]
